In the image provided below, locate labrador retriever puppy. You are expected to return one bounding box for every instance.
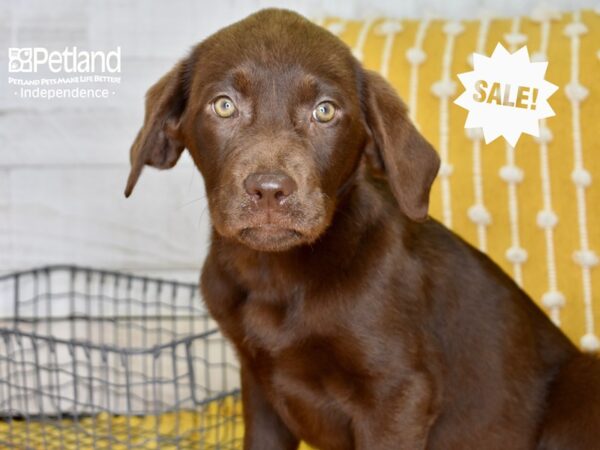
[125,9,600,450]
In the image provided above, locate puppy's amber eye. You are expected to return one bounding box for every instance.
[312,101,336,123]
[213,96,236,118]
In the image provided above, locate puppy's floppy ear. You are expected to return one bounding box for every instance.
[362,70,440,222]
[124,58,192,197]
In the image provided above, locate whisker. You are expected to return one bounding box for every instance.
[178,196,208,209]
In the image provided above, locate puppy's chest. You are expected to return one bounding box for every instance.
[237,290,375,394]
[239,290,313,353]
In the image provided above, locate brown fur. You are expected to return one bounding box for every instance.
[126,9,600,450]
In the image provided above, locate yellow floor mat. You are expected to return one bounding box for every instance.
[0,396,314,449]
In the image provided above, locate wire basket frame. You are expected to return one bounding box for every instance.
[0,266,242,449]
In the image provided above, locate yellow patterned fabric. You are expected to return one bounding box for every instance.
[0,398,316,450]
[319,10,600,351]
[0,399,244,449]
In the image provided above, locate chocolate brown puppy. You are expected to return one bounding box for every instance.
[125,9,600,450]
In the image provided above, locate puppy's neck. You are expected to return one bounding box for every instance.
[210,179,404,294]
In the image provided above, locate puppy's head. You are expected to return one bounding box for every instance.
[125,9,439,252]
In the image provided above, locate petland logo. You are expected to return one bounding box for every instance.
[8,46,121,73]
[8,46,122,100]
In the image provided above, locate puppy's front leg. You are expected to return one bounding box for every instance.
[241,366,299,450]
[353,373,438,450]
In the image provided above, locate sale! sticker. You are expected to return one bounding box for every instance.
[454,43,558,147]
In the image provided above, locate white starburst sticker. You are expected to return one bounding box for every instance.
[454,43,558,146]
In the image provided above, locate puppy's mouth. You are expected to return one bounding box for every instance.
[211,187,332,252]
[238,225,304,252]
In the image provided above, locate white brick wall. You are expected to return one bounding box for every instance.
[0,0,595,277]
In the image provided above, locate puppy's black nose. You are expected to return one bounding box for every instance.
[244,172,297,208]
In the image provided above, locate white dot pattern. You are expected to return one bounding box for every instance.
[564,11,598,351]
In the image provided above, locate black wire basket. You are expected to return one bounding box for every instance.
[0,266,242,449]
